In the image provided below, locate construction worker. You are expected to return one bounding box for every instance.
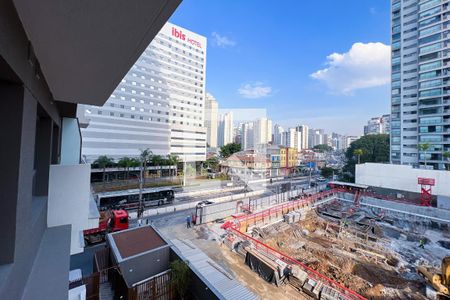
[419,239,425,249]
[186,215,191,228]
[342,219,348,227]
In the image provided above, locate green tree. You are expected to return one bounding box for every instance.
[94,155,115,189]
[320,166,337,178]
[167,154,179,176]
[204,156,220,172]
[443,151,450,171]
[313,144,333,153]
[138,149,152,218]
[151,155,164,166]
[170,260,190,299]
[343,134,389,181]
[353,149,364,164]
[117,156,134,180]
[220,143,241,158]
[185,164,196,177]
[418,143,430,167]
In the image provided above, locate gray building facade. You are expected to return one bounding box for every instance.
[0,1,180,299]
[391,0,450,169]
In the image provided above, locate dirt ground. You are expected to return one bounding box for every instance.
[259,209,438,300]
[153,214,309,299]
[151,204,449,300]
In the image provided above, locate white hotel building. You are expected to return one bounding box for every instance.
[79,22,207,162]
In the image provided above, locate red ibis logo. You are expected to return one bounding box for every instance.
[171,27,202,49]
[172,27,186,41]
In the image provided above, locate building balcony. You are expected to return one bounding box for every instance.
[48,163,99,255]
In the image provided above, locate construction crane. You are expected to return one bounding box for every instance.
[417,256,450,299]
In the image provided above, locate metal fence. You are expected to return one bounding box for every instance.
[196,185,327,224]
[231,189,338,232]
[94,247,111,283]
[82,273,100,300]
[128,270,174,300]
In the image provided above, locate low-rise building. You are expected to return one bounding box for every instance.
[95,226,258,299]
[280,147,298,176]
[266,145,281,177]
[221,150,271,181]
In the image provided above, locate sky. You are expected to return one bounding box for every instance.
[169,0,391,136]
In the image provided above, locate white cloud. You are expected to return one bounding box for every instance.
[211,32,236,48]
[238,82,272,99]
[311,42,390,95]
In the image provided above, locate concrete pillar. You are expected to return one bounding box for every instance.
[34,117,53,196]
[0,83,36,264]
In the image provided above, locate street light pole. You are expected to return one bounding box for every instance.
[183,155,186,187]
[138,160,144,222]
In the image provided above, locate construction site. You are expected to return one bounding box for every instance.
[193,182,450,300]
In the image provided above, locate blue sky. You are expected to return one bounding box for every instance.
[170,0,391,135]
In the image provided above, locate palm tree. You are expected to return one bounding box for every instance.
[117,157,134,180]
[443,151,450,171]
[138,149,152,219]
[418,143,430,167]
[353,149,364,164]
[167,154,179,177]
[94,155,115,190]
[151,155,164,166]
[151,155,164,177]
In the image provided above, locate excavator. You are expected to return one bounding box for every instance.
[418,256,450,299]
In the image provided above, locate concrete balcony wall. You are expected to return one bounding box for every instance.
[60,117,81,165]
[48,163,98,254]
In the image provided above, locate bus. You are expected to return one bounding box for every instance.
[96,187,175,210]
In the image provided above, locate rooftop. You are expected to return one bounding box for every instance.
[171,239,259,300]
[110,226,167,260]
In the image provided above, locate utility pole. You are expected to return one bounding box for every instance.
[308,164,312,188]
[138,160,144,221]
[183,155,186,187]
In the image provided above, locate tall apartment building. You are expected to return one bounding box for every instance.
[205,93,218,148]
[273,124,285,145]
[241,122,254,150]
[253,117,273,146]
[80,22,207,162]
[391,0,450,170]
[308,128,324,148]
[296,125,309,149]
[343,136,360,149]
[284,128,301,149]
[364,114,391,135]
[218,111,234,147]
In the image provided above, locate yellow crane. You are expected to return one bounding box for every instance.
[418,256,450,299]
